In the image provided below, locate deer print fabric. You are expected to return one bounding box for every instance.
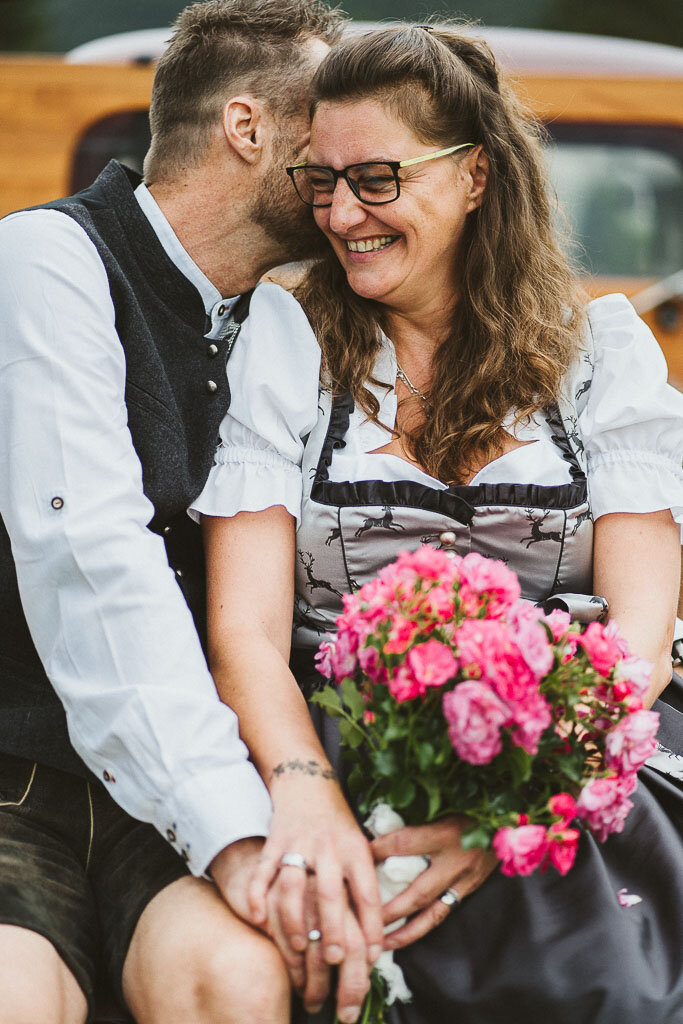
[292,386,593,650]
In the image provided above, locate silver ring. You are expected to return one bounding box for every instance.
[439,886,461,907]
[280,852,308,871]
[307,929,322,942]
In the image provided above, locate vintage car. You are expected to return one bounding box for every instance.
[1,24,682,385]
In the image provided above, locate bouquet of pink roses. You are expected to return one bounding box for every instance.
[314,545,659,875]
[313,546,659,1020]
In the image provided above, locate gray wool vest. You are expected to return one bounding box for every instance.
[0,160,248,775]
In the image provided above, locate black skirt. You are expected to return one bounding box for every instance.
[292,657,683,1024]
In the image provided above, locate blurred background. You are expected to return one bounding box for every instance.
[1,0,682,51]
[0,0,682,390]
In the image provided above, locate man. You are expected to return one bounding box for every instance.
[0,3,376,1022]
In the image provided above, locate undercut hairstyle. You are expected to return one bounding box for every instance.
[144,0,344,182]
[295,23,586,486]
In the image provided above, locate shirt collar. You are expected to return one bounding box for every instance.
[134,182,238,323]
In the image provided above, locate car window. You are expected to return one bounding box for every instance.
[70,110,151,193]
[546,124,683,278]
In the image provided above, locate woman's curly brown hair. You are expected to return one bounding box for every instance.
[295,23,586,485]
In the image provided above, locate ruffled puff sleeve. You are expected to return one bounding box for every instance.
[190,283,321,526]
[580,293,683,530]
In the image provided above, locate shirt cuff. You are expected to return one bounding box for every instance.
[163,760,273,877]
[190,447,303,525]
[588,449,683,526]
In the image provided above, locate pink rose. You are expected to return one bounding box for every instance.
[545,827,580,875]
[455,619,537,702]
[548,792,577,826]
[377,560,418,599]
[416,584,456,620]
[387,664,424,702]
[384,614,420,655]
[443,681,512,764]
[492,824,548,876]
[510,691,552,755]
[330,629,358,680]
[605,709,659,775]
[506,600,554,679]
[358,643,388,685]
[314,641,334,679]
[407,639,458,689]
[579,621,627,677]
[542,608,572,642]
[395,545,461,582]
[459,553,521,618]
[613,656,653,701]
[575,774,637,842]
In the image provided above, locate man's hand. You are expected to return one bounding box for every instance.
[211,837,371,1022]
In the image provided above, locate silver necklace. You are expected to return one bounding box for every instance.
[396,360,430,403]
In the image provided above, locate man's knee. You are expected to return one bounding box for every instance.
[125,877,290,1023]
[192,928,291,1023]
[0,925,88,1024]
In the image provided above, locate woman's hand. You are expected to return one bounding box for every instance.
[248,770,384,970]
[371,816,498,950]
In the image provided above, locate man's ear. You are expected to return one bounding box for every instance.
[221,96,266,164]
[466,145,489,212]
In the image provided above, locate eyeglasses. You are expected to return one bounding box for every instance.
[286,143,475,207]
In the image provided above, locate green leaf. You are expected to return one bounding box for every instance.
[346,764,366,799]
[310,687,343,716]
[460,825,492,851]
[415,741,435,772]
[373,749,398,777]
[419,776,442,820]
[338,717,365,749]
[390,777,416,809]
[340,678,366,719]
[507,745,533,787]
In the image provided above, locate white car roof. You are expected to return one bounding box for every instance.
[66,24,683,77]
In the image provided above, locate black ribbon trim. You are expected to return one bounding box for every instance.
[311,392,588,518]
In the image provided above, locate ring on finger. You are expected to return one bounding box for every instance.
[307,928,322,942]
[280,852,309,871]
[439,886,461,907]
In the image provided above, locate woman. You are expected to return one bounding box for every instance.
[193,24,683,1024]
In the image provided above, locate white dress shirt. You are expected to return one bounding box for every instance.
[0,185,272,875]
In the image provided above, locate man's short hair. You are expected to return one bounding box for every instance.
[144,0,344,181]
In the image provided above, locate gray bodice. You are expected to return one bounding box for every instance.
[293,393,593,649]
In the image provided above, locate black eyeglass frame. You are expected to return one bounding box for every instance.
[285,143,475,208]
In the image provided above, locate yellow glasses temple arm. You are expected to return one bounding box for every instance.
[398,143,474,168]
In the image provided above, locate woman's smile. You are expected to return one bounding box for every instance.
[308,98,484,312]
[345,234,399,256]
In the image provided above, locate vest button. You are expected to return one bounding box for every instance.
[207,343,219,358]
[175,568,184,579]
[166,828,176,842]
[163,525,172,535]
[206,380,218,394]
[217,304,226,316]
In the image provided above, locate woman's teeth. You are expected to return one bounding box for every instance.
[346,235,396,253]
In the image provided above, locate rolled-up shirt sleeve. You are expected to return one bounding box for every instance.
[191,282,322,525]
[580,293,683,527]
[0,209,272,874]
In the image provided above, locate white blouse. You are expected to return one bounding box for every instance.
[191,285,683,531]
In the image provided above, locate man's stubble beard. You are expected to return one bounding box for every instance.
[249,132,329,265]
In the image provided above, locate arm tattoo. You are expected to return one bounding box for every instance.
[270,759,338,783]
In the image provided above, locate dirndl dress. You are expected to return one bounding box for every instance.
[192,284,683,1024]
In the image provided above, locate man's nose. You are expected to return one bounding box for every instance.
[328,178,367,235]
